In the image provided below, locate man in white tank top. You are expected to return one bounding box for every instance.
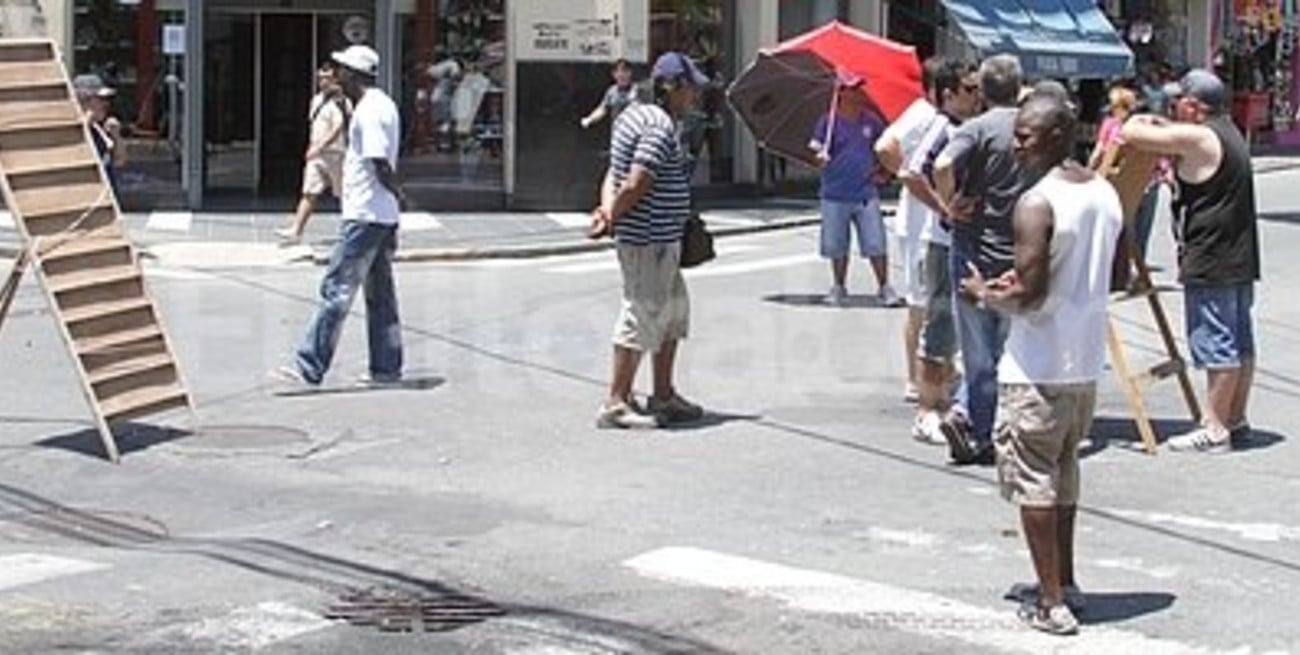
[960,92,1123,636]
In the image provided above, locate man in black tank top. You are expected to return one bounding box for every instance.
[1121,69,1261,454]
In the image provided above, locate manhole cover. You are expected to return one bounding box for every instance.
[325,588,505,633]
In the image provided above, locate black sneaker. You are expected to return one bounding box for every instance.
[1229,419,1251,448]
[939,415,977,464]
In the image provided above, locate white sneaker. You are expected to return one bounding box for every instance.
[912,411,947,446]
[903,382,919,404]
[823,285,848,306]
[878,283,904,307]
[275,227,301,246]
[1166,426,1231,454]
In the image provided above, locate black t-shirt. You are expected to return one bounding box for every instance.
[1172,116,1261,286]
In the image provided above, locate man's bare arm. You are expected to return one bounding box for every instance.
[589,165,654,238]
[899,169,948,217]
[933,153,957,204]
[874,129,905,174]
[1120,115,1212,158]
[964,192,1053,314]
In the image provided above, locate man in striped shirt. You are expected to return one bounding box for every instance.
[587,52,707,429]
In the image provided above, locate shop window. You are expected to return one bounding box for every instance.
[74,0,185,209]
[650,0,734,185]
[398,0,507,197]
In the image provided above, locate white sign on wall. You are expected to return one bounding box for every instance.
[516,0,648,63]
[162,24,185,55]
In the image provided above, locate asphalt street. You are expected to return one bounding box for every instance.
[1,172,1299,653]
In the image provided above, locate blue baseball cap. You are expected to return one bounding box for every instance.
[651,51,709,87]
[1176,69,1226,112]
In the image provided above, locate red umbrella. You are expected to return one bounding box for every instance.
[728,21,923,167]
[775,21,923,122]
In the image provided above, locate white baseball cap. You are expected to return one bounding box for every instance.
[332,44,379,76]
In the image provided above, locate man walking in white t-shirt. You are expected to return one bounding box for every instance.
[960,92,1122,635]
[278,45,405,387]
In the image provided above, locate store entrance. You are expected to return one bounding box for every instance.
[203,7,368,204]
[258,14,314,195]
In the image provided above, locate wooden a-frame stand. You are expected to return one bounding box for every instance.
[0,39,192,462]
[1101,144,1202,454]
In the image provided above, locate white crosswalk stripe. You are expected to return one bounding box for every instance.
[399,211,444,232]
[145,211,194,233]
[0,553,108,592]
[625,547,1243,655]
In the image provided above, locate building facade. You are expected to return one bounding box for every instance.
[28,0,886,211]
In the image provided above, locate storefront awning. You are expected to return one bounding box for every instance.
[940,0,1134,79]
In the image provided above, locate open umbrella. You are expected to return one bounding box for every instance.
[728,21,923,167]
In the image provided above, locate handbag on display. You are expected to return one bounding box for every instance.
[679,213,715,268]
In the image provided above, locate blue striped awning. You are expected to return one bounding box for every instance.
[941,0,1134,79]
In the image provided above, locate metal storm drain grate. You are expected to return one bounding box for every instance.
[325,588,506,633]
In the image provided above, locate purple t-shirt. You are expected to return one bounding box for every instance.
[810,111,884,203]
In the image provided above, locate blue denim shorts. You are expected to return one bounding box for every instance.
[820,197,886,259]
[1185,283,1255,369]
[917,242,957,362]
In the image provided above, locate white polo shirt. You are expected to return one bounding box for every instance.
[342,87,401,225]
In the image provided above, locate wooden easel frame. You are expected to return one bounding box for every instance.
[1102,145,1202,454]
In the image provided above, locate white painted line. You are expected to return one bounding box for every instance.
[145,211,194,233]
[400,212,444,232]
[683,253,819,279]
[545,212,592,228]
[0,553,108,592]
[163,601,333,650]
[142,264,219,281]
[0,211,13,229]
[1092,557,1181,580]
[1105,508,1300,543]
[542,243,770,275]
[625,547,1233,655]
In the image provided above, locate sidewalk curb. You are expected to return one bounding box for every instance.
[333,214,825,265]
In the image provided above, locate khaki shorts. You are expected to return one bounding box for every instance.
[302,153,343,196]
[994,382,1096,508]
[612,242,689,352]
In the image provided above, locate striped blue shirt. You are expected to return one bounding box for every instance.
[608,103,691,245]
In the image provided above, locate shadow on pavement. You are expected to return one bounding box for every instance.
[1258,211,1300,225]
[1079,591,1177,625]
[1086,416,1286,456]
[272,375,446,398]
[663,410,762,432]
[0,482,732,653]
[762,293,895,309]
[35,422,192,458]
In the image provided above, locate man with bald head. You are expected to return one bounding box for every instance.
[961,92,1123,635]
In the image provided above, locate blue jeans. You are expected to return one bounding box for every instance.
[950,239,1011,445]
[296,220,402,383]
[1185,283,1255,369]
[1132,182,1160,263]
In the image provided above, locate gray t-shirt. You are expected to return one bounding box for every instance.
[939,106,1034,276]
[602,83,646,125]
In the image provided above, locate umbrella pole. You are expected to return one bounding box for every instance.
[821,84,839,160]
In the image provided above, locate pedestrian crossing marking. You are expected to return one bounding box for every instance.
[145,211,194,233]
[545,212,592,228]
[0,210,12,229]
[399,212,444,232]
[625,547,1235,654]
[0,553,108,592]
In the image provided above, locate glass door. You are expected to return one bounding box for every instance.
[204,11,256,195]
